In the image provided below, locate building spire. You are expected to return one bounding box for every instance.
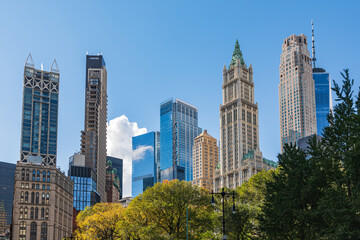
[230,39,245,67]
[311,19,316,68]
[25,53,34,68]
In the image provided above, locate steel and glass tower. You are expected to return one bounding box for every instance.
[80,54,108,202]
[279,34,317,152]
[160,99,202,182]
[20,54,60,165]
[311,21,332,136]
[132,131,160,197]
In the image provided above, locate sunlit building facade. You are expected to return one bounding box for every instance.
[279,34,317,152]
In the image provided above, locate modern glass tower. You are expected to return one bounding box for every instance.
[0,161,16,235]
[160,99,202,182]
[20,54,60,165]
[132,131,160,197]
[106,156,123,200]
[80,54,108,202]
[311,21,332,136]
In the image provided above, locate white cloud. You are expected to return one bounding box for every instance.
[107,115,147,198]
[132,145,154,161]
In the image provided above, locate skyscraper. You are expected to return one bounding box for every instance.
[106,156,123,200]
[13,56,73,240]
[279,34,317,151]
[191,130,219,191]
[132,131,160,197]
[20,54,60,165]
[0,161,16,235]
[216,40,266,190]
[311,21,332,136]
[160,99,202,182]
[80,54,108,202]
[105,160,121,203]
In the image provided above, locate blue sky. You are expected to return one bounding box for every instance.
[1,0,359,178]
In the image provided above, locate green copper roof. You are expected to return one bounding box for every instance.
[230,39,245,67]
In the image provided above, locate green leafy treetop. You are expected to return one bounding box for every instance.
[230,39,245,67]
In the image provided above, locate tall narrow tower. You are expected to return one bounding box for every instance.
[216,40,264,190]
[20,54,60,165]
[80,55,108,202]
[279,34,317,151]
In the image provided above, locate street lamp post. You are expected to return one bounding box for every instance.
[211,189,236,240]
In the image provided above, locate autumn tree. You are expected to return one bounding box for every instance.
[75,203,126,240]
[125,180,215,240]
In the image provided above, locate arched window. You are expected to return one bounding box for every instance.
[20,191,24,203]
[21,169,25,180]
[25,192,29,203]
[42,193,45,204]
[26,169,30,181]
[35,207,39,219]
[41,207,45,219]
[43,170,46,182]
[32,170,36,181]
[19,221,26,240]
[45,208,49,220]
[19,207,23,219]
[36,192,39,204]
[41,222,48,240]
[30,207,34,219]
[46,193,50,204]
[37,170,40,181]
[31,192,35,204]
[30,222,37,240]
[24,207,28,219]
[47,171,50,182]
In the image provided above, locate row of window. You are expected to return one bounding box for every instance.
[21,169,51,182]
[20,191,50,205]
[19,221,47,240]
[19,207,49,220]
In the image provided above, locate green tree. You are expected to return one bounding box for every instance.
[125,180,215,240]
[259,69,360,239]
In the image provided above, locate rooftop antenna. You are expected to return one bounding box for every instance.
[25,53,35,67]
[50,59,60,73]
[311,19,316,68]
[41,63,44,71]
[86,51,88,55]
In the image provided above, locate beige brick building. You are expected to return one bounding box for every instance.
[12,162,73,240]
[279,34,317,152]
[192,130,219,191]
[215,40,272,192]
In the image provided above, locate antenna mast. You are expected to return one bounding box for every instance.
[311,19,316,68]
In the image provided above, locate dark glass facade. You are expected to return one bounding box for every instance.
[0,161,16,234]
[313,68,331,136]
[106,156,123,199]
[132,132,160,197]
[160,99,201,182]
[68,166,100,211]
[21,65,59,165]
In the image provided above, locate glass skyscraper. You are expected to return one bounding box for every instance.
[68,153,100,211]
[132,132,160,197]
[160,99,201,182]
[106,156,123,200]
[313,68,331,136]
[20,54,60,165]
[0,161,16,234]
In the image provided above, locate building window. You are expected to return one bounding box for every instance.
[47,171,50,182]
[31,192,35,204]
[46,193,50,204]
[21,169,25,180]
[30,222,37,240]
[26,169,30,181]
[20,207,24,219]
[25,192,29,203]
[36,192,39,204]
[35,207,39,219]
[41,222,48,240]
[42,193,45,204]
[43,171,46,182]
[41,207,45,219]
[19,222,26,240]
[37,170,40,181]
[20,191,24,203]
[32,170,36,181]
[30,207,34,219]
[45,208,49,220]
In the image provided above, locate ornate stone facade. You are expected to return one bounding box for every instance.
[12,162,73,240]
